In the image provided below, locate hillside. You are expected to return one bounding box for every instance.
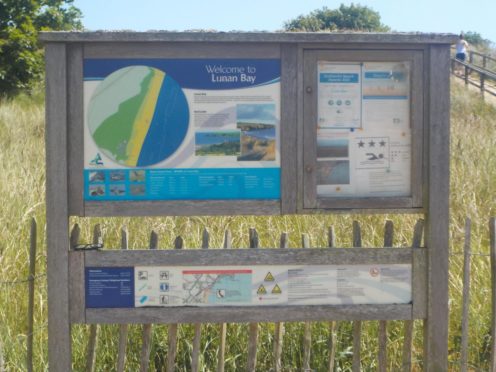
[0,80,495,369]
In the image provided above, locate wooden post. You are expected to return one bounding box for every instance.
[139,231,159,372]
[191,229,210,372]
[424,44,450,372]
[27,218,37,372]
[247,228,259,372]
[402,219,424,372]
[327,226,337,372]
[45,42,71,372]
[490,217,496,372]
[378,220,394,372]
[167,236,183,372]
[352,221,362,372]
[460,218,471,372]
[86,224,102,372]
[217,229,231,372]
[116,228,129,372]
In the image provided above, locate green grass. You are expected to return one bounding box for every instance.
[0,79,496,370]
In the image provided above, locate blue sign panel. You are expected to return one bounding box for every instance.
[83,58,281,202]
[85,267,134,308]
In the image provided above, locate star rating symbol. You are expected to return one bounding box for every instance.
[379,140,386,147]
[368,140,375,147]
[358,140,365,148]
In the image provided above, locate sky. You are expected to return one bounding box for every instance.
[72,0,496,43]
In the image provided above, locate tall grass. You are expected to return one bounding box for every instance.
[0,79,495,370]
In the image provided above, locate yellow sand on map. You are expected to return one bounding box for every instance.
[126,68,165,166]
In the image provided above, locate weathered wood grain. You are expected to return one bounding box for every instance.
[69,224,85,323]
[247,228,259,372]
[191,229,210,372]
[461,219,471,372]
[490,217,496,372]
[39,31,458,44]
[86,225,102,372]
[167,237,183,372]
[378,220,394,372]
[280,43,298,214]
[84,247,416,267]
[327,226,337,372]
[352,221,362,372]
[139,231,158,372]
[45,42,71,372]
[424,44,450,372]
[27,218,37,372]
[116,228,129,372]
[273,232,288,372]
[302,234,313,371]
[217,230,231,372]
[403,219,424,372]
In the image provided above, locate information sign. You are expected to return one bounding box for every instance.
[83,59,281,201]
[316,61,411,198]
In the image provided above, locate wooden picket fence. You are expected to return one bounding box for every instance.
[7,217,496,370]
[68,219,423,372]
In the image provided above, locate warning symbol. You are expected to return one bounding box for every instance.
[264,272,275,282]
[257,284,267,295]
[272,284,282,294]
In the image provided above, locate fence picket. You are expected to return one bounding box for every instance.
[86,224,102,372]
[352,221,362,372]
[26,218,37,372]
[328,226,337,372]
[116,228,129,372]
[461,218,472,372]
[247,228,259,372]
[166,236,184,372]
[490,217,496,372]
[217,229,231,372]
[378,220,394,372]
[191,229,209,372]
[402,219,424,372]
[273,232,288,372]
[302,234,312,371]
[139,231,158,372]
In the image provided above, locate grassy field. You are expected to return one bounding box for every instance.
[0,80,495,370]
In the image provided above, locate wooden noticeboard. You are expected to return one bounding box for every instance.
[41,31,455,372]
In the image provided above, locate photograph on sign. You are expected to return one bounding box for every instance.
[316,61,411,198]
[83,59,281,201]
[85,264,412,308]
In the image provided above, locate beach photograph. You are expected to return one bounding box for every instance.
[236,104,277,161]
[195,131,241,156]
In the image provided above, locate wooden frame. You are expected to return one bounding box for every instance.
[41,31,455,372]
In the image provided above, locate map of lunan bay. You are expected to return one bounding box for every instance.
[87,66,189,167]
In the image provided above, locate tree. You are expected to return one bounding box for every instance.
[0,0,82,95]
[284,4,390,32]
[462,31,493,51]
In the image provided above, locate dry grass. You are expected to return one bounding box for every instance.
[0,80,495,370]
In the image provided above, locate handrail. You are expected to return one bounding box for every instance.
[451,57,496,97]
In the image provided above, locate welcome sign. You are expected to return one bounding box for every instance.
[83,59,281,201]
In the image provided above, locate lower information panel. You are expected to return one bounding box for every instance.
[85,264,411,308]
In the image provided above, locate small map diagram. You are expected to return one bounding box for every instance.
[182,269,252,305]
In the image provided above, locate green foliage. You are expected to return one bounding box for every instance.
[284,3,390,32]
[0,0,82,95]
[462,31,493,50]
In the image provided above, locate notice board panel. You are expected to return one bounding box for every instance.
[302,50,423,210]
[83,58,281,202]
